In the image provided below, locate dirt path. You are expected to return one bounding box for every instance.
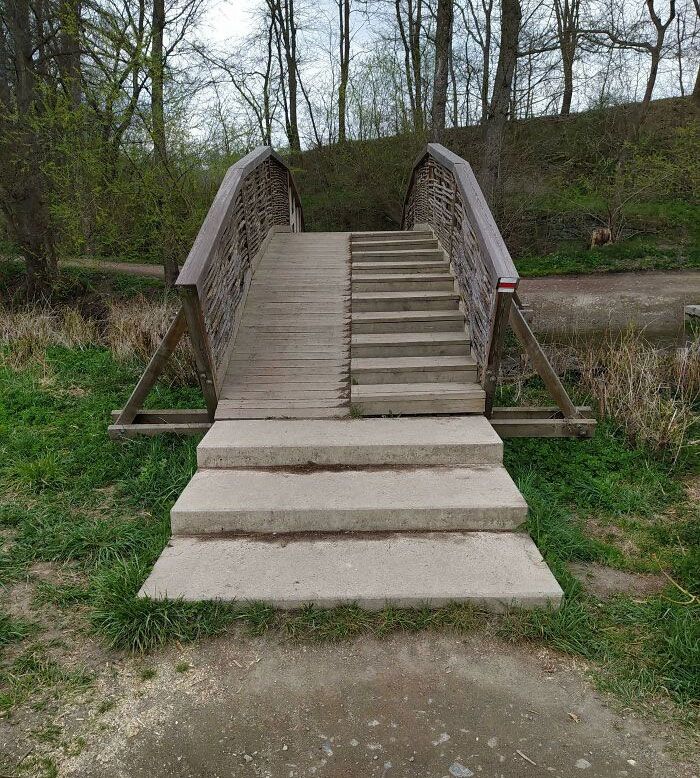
[60,257,164,279]
[3,631,690,778]
[519,271,700,341]
[55,258,699,340]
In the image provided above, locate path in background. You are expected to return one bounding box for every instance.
[49,259,699,341]
[521,271,700,341]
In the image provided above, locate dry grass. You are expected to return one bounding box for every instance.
[504,327,699,462]
[579,329,699,462]
[0,298,196,386]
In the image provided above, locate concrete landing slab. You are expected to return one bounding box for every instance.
[170,465,527,534]
[197,416,502,468]
[139,531,562,610]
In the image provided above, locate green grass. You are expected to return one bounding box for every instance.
[0,343,697,726]
[517,238,697,277]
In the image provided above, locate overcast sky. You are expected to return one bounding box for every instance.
[204,0,256,45]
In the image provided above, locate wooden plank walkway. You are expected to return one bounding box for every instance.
[216,232,350,420]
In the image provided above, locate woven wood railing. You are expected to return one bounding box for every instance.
[402,143,518,414]
[176,147,304,410]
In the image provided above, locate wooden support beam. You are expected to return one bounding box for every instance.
[490,406,596,438]
[108,409,211,439]
[179,286,218,422]
[508,303,579,420]
[114,307,188,426]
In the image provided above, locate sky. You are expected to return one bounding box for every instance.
[204,0,257,46]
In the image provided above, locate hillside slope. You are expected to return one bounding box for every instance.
[295,98,699,276]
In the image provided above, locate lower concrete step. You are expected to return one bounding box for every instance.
[351,331,469,358]
[170,465,527,534]
[139,532,563,611]
[198,416,502,468]
[351,355,477,384]
[352,382,485,415]
[352,309,465,333]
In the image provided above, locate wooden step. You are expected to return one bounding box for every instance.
[353,249,444,261]
[170,465,526,534]
[352,309,465,333]
[351,382,486,415]
[352,273,454,292]
[352,239,439,251]
[351,355,477,383]
[351,260,448,274]
[139,532,563,611]
[351,231,433,241]
[353,291,460,312]
[352,331,469,358]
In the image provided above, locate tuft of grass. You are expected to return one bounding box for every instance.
[0,646,93,713]
[579,329,699,463]
[0,612,38,648]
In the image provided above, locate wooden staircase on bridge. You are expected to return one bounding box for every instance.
[110,144,595,610]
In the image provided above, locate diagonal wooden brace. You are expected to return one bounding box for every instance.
[509,302,580,421]
[114,306,189,426]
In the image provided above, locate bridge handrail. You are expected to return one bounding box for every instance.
[402,142,518,414]
[176,146,304,406]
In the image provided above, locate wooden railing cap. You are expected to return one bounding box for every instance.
[403,142,519,286]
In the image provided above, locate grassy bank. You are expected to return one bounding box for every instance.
[1,323,698,736]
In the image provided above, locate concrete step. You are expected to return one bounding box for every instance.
[351,355,477,384]
[198,416,502,468]
[352,273,454,292]
[170,465,526,534]
[351,382,485,415]
[352,331,469,358]
[139,532,563,611]
[353,249,444,261]
[352,239,439,251]
[353,291,460,312]
[352,309,465,333]
[351,260,449,274]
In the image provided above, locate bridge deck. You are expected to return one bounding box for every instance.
[215,231,350,420]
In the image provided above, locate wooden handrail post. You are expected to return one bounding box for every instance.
[483,289,513,417]
[179,286,218,422]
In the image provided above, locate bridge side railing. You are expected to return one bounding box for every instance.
[402,143,518,415]
[176,147,304,416]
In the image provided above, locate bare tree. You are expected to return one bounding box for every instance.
[553,0,581,114]
[395,0,425,130]
[337,0,350,141]
[268,0,301,151]
[481,0,521,209]
[430,0,454,138]
[0,0,58,297]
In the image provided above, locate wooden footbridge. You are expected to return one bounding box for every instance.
[109,144,594,609]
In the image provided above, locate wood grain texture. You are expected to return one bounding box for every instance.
[216,232,350,420]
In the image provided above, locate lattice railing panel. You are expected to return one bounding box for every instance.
[404,156,496,373]
[188,154,299,383]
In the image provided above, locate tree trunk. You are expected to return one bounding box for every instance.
[481,0,520,211]
[430,0,453,140]
[693,64,700,104]
[338,0,350,143]
[561,44,574,115]
[3,0,56,298]
[58,0,81,108]
[151,0,178,286]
